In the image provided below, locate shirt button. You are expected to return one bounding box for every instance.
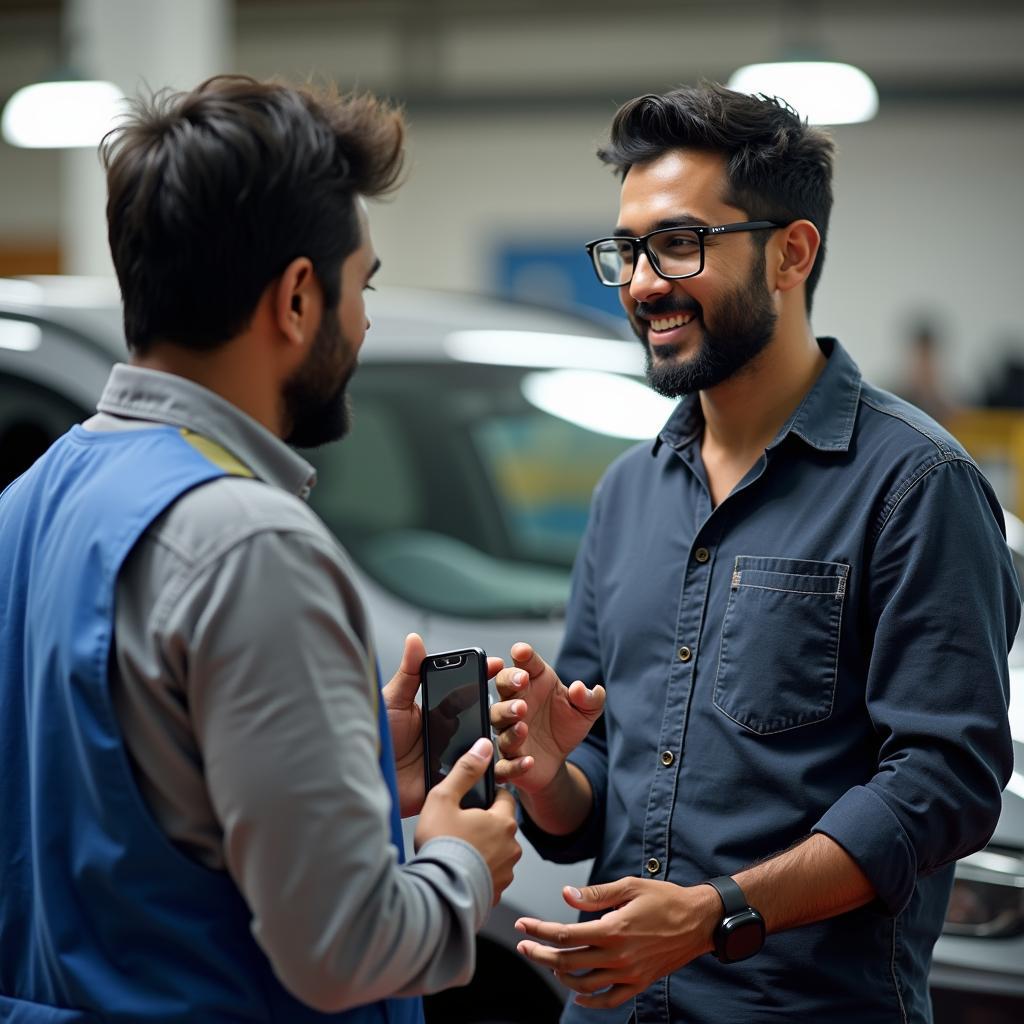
[678,646,692,662]
[660,750,675,767]
[695,546,710,563]
[646,857,661,875]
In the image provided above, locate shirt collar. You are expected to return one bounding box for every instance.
[95,364,317,498]
[652,337,862,456]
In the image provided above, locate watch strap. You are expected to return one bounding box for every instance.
[705,874,749,917]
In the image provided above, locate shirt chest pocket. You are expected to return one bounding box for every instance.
[712,555,849,735]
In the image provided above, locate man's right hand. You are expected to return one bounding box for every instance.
[489,642,605,794]
[415,738,521,904]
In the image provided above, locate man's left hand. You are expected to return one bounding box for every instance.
[383,633,503,817]
[514,877,719,1009]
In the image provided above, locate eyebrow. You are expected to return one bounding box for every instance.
[612,215,711,237]
[367,257,381,279]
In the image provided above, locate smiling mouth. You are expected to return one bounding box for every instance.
[647,312,696,332]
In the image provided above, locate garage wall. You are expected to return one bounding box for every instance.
[1,0,1022,398]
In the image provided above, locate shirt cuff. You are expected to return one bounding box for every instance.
[518,751,606,865]
[812,784,918,916]
[414,836,493,929]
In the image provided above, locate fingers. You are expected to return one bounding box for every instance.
[494,666,529,701]
[399,633,427,676]
[510,642,552,682]
[557,968,636,997]
[494,717,528,760]
[573,982,644,1010]
[431,737,493,803]
[563,878,635,912]
[487,790,521,904]
[489,697,527,731]
[515,941,616,973]
[488,787,519,819]
[494,643,555,700]
[514,915,610,948]
[566,680,607,719]
[485,656,504,680]
[494,754,534,784]
[383,633,427,707]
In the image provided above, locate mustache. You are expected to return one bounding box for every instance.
[634,297,702,320]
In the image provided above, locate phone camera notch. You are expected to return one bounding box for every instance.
[432,655,465,670]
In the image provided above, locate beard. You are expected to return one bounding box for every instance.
[281,306,356,448]
[630,253,778,398]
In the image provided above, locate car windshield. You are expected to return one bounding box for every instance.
[304,361,641,619]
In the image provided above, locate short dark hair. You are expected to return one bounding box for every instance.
[101,75,405,353]
[598,82,834,312]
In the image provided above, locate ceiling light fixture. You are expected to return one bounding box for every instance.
[728,61,878,125]
[2,78,126,149]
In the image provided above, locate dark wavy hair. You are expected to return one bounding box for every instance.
[101,75,405,353]
[598,83,834,312]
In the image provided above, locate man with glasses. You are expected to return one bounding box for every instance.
[490,83,1020,1023]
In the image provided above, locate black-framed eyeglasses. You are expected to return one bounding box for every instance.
[584,220,786,287]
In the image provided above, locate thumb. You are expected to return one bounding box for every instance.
[562,876,634,911]
[432,738,493,803]
[384,633,427,707]
[566,680,606,718]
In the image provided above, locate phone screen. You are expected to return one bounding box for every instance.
[423,649,493,809]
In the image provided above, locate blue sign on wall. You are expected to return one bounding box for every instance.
[495,240,625,321]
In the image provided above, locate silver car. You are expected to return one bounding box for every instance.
[2,276,1022,1024]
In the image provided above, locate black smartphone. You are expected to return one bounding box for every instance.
[421,647,495,809]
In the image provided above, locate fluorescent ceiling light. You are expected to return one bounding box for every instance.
[2,80,126,149]
[446,330,643,374]
[521,369,677,440]
[0,320,43,352]
[728,62,878,125]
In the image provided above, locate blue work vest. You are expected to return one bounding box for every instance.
[0,424,423,1024]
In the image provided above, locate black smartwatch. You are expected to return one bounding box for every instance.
[704,875,765,963]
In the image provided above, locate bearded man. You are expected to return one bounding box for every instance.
[490,83,1020,1024]
[0,76,522,1023]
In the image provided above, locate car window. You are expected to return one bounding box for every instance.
[473,412,628,566]
[304,362,637,618]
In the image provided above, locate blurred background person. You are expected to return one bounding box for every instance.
[890,318,961,425]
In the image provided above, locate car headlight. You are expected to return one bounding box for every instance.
[944,848,1024,938]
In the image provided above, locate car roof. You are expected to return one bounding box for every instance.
[0,276,630,365]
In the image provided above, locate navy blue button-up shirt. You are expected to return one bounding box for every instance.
[523,339,1020,1024]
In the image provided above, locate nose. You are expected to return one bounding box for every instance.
[627,251,673,305]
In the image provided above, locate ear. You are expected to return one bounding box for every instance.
[770,220,820,297]
[271,257,321,349]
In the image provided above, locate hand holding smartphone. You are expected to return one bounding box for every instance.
[421,648,495,809]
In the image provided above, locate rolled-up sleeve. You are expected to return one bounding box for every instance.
[813,456,1020,915]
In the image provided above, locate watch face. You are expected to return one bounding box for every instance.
[721,911,766,963]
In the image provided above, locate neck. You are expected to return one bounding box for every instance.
[699,320,825,457]
[131,336,283,437]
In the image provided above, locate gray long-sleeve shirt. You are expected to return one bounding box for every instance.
[84,363,491,1013]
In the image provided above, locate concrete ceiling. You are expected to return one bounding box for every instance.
[2,0,1023,110]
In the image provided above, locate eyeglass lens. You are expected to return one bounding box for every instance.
[592,228,702,285]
